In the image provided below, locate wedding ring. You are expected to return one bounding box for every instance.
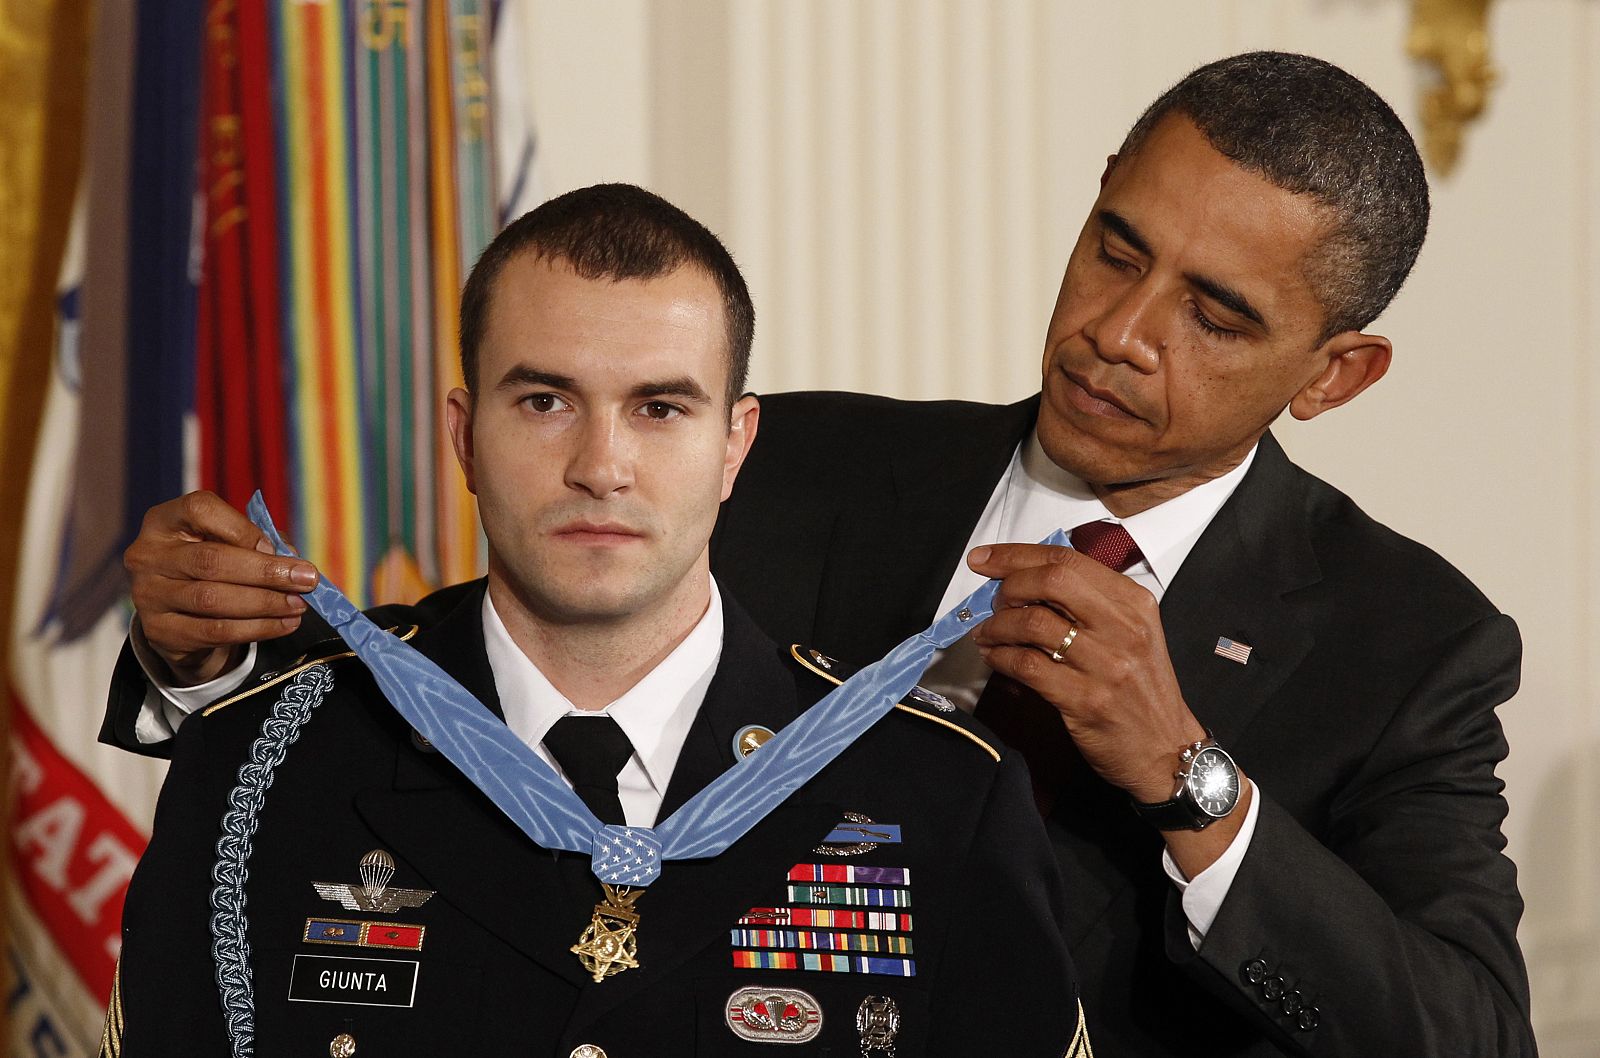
[1049,624,1079,663]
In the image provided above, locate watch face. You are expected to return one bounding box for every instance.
[1186,746,1240,818]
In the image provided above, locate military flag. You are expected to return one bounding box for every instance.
[4,3,535,1052]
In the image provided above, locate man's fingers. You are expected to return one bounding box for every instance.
[147,491,263,547]
[130,491,318,588]
[144,576,309,620]
[970,543,1126,609]
[972,604,1077,656]
[144,613,304,656]
[977,642,1088,703]
[967,542,1074,576]
[168,540,317,591]
[126,537,316,595]
[979,557,1132,624]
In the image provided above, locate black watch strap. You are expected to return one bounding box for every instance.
[1130,732,1235,831]
[1130,795,1212,831]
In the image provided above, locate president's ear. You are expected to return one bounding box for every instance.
[1289,332,1392,421]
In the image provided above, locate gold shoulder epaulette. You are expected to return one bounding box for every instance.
[788,644,999,762]
[201,624,420,716]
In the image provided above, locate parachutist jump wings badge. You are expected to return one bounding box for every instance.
[313,849,434,915]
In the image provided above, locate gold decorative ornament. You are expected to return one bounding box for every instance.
[571,884,643,982]
[1407,0,1498,176]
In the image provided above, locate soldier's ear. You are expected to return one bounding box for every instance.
[721,395,761,501]
[446,388,478,493]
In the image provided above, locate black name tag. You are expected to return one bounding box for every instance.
[288,954,418,1008]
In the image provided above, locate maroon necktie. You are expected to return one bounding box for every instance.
[972,521,1143,814]
[1067,520,1142,574]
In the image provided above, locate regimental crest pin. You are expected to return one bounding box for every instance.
[725,985,824,1044]
[732,724,776,759]
[312,849,434,915]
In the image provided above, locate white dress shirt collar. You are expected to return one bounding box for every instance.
[481,579,725,824]
[935,431,1257,616]
[1116,441,1258,592]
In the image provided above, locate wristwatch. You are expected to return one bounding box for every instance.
[1131,733,1241,831]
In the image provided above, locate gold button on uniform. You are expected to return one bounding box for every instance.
[329,1033,356,1058]
[570,1046,608,1058]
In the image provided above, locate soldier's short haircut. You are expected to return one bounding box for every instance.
[459,183,754,406]
[1120,51,1430,342]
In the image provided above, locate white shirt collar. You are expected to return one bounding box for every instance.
[1116,444,1257,591]
[481,579,725,799]
[965,430,1257,600]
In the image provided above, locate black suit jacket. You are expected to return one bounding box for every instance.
[710,391,1534,1057]
[111,582,1085,1057]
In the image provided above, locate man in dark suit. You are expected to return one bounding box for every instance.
[105,53,1533,1055]
[106,184,1086,1057]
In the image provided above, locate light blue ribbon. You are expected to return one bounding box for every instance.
[248,491,1066,885]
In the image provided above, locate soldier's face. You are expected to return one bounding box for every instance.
[448,254,757,627]
[1037,115,1342,500]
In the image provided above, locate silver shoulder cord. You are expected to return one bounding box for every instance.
[209,664,336,1058]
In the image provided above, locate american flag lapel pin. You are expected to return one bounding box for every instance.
[1214,637,1253,665]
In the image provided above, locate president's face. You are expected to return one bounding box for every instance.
[1038,115,1340,496]
[449,254,757,627]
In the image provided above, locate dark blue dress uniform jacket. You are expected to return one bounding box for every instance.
[108,584,1088,1057]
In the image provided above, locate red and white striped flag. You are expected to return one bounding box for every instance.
[1214,637,1253,665]
[6,202,167,1056]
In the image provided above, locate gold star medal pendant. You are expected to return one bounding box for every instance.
[571,883,643,982]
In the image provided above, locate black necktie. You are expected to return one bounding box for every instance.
[973,520,1144,815]
[541,715,634,826]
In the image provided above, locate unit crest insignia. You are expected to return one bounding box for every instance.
[312,849,434,914]
[733,724,776,759]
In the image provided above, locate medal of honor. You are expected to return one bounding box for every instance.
[571,884,643,981]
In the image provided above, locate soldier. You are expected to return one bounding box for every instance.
[106,185,1088,1057]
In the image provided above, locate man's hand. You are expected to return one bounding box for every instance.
[967,542,1249,876]
[123,491,318,687]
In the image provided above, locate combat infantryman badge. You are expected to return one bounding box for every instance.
[815,812,902,857]
[857,995,901,1057]
[313,850,434,914]
[571,884,643,982]
[725,986,824,1044]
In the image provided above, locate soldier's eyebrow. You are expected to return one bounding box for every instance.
[495,365,577,391]
[493,365,713,406]
[627,376,713,406]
